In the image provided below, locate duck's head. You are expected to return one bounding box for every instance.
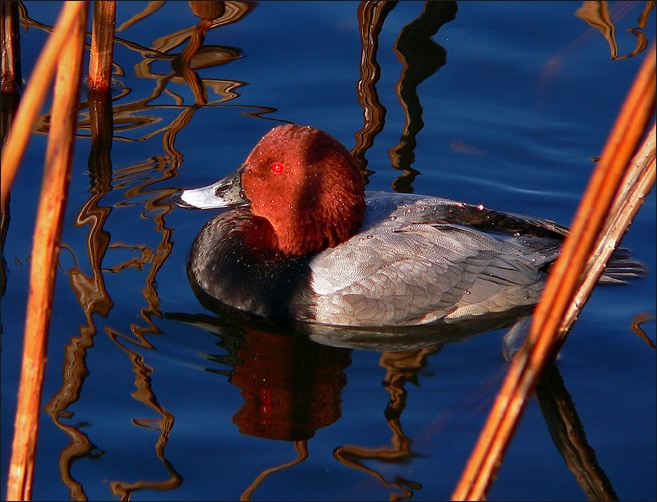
[176,124,366,256]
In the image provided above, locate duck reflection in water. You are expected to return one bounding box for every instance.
[229,326,351,499]
[169,302,629,500]
[169,306,528,500]
[230,327,350,443]
[167,312,352,498]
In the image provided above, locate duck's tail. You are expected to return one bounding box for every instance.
[599,247,648,285]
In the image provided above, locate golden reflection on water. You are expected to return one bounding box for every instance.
[334,348,436,501]
[3,1,653,499]
[538,1,654,103]
[575,1,654,61]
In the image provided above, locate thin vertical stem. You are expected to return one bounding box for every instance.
[1,0,22,92]
[0,1,87,208]
[88,1,116,92]
[5,3,89,500]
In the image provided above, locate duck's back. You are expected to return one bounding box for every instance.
[306,192,564,326]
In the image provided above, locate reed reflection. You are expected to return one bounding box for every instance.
[126,0,254,109]
[334,348,437,501]
[389,1,457,193]
[539,1,654,105]
[0,0,21,298]
[43,76,186,497]
[534,363,620,500]
[352,0,396,179]
[42,89,115,501]
[0,92,18,296]
[353,1,457,192]
[575,1,654,61]
[22,1,270,144]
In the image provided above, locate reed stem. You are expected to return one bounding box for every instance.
[1,0,22,92]
[452,43,656,501]
[0,2,87,208]
[88,1,116,92]
[5,4,89,500]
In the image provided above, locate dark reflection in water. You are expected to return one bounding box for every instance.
[353,1,458,192]
[167,303,623,500]
[167,310,441,499]
[333,348,434,500]
[230,328,350,442]
[389,1,457,193]
[352,0,396,179]
[534,363,618,501]
[42,89,115,502]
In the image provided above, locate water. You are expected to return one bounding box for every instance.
[2,2,655,500]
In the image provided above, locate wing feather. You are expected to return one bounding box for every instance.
[310,222,553,326]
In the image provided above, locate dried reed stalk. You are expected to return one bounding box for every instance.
[5,4,89,500]
[452,44,656,501]
[88,1,116,92]
[565,123,655,335]
[0,1,86,208]
[1,1,22,92]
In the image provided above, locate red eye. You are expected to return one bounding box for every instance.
[270,162,285,174]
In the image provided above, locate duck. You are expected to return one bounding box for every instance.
[174,123,645,328]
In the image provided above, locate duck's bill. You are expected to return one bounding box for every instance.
[173,167,249,209]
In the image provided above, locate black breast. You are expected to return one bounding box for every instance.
[187,210,315,322]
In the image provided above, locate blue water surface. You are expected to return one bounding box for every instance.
[2,2,655,500]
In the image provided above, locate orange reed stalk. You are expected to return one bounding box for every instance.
[452,43,656,501]
[564,123,655,334]
[5,3,89,500]
[0,2,87,208]
[87,1,116,92]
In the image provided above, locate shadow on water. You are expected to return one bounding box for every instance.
[1,1,654,500]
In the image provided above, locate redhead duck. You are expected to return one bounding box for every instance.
[175,124,645,328]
